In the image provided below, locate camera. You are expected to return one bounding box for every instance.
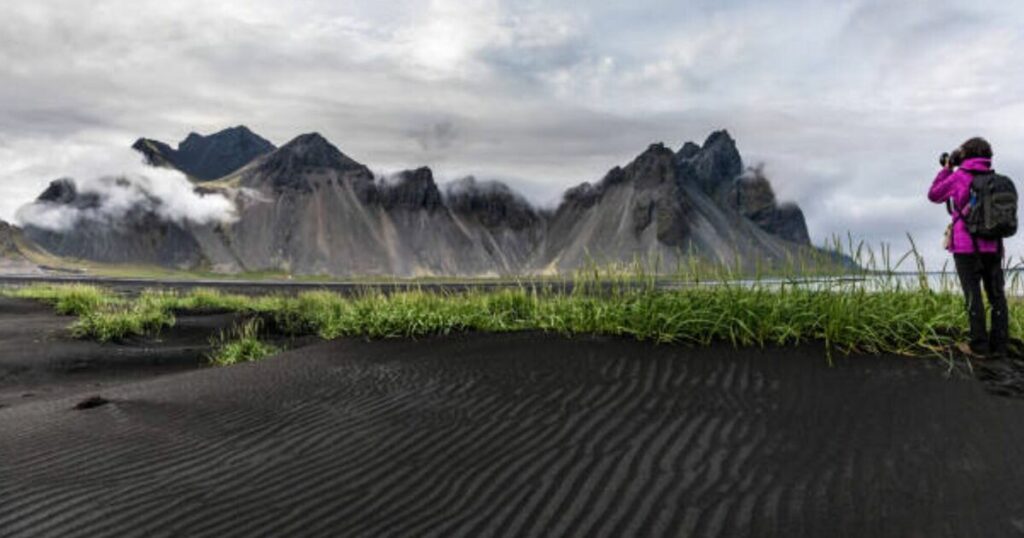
[940,148,964,168]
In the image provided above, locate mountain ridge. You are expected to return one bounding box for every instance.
[132,126,276,181]
[19,127,825,276]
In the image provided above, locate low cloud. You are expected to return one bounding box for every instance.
[14,149,237,231]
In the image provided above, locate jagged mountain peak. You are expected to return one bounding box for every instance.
[675,141,701,160]
[178,125,267,151]
[244,132,372,193]
[445,176,539,230]
[37,178,78,204]
[377,167,444,211]
[702,129,737,149]
[132,125,276,181]
[266,132,364,171]
[675,129,743,195]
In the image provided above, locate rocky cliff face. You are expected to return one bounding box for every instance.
[18,128,824,276]
[133,126,276,181]
[720,166,811,245]
[675,131,811,246]
[539,135,806,272]
[211,133,529,275]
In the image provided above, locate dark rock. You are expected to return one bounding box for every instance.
[445,177,540,230]
[74,396,110,410]
[553,141,693,249]
[631,200,655,236]
[721,166,811,245]
[245,132,373,193]
[378,168,444,212]
[624,144,676,190]
[36,178,102,210]
[677,130,744,196]
[37,178,78,204]
[561,182,600,210]
[772,203,812,245]
[675,141,701,160]
[132,125,276,181]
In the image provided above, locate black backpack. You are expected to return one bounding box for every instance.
[963,171,1018,240]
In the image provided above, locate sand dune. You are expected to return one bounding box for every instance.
[2,332,1024,537]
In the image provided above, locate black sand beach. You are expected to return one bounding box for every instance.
[0,297,229,410]
[3,326,1024,537]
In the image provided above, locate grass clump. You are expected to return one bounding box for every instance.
[175,288,255,312]
[70,297,176,342]
[5,284,117,316]
[208,319,279,366]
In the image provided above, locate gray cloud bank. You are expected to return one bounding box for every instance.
[0,0,1022,267]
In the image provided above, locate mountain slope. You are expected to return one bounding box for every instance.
[218,134,535,275]
[132,126,276,181]
[539,132,810,271]
[17,128,828,277]
[0,219,42,274]
[0,219,23,260]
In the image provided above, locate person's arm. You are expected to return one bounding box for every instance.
[928,167,957,203]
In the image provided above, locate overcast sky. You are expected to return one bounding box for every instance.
[1,0,1022,267]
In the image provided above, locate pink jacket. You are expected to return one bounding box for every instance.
[927,157,1000,254]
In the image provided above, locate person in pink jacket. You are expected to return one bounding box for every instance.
[928,137,1008,358]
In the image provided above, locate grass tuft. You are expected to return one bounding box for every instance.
[208,319,279,366]
[6,284,117,316]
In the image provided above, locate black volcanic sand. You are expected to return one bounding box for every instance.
[0,297,264,410]
[3,333,1024,537]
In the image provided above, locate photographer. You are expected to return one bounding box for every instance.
[927,138,1008,358]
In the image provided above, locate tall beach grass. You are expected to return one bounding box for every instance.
[3,236,1021,361]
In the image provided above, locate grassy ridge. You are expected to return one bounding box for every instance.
[7,235,1024,363]
[3,280,1012,362]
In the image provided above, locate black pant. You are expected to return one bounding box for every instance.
[954,253,1009,354]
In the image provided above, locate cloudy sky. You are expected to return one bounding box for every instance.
[1,0,1022,267]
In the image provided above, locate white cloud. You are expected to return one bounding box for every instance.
[13,147,237,231]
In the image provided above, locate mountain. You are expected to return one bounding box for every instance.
[537,132,810,271]
[220,133,529,275]
[0,219,42,274]
[19,177,207,266]
[18,128,827,277]
[0,219,22,259]
[132,126,276,181]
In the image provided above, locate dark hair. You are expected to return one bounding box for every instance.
[960,137,993,160]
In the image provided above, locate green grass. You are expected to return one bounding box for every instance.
[5,284,117,316]
[4,236,1022,362]
[208,319,279,366]
[70,291,176,342]
[0,279,992,360]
